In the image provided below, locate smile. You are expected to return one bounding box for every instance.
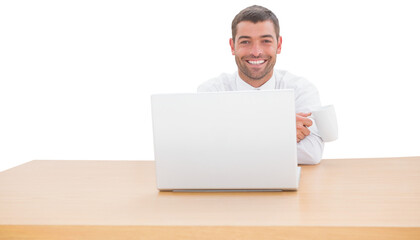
[246,60,267,65]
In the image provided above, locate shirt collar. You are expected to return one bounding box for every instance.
[235,72,276,91]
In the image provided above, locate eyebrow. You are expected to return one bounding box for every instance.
[237,35,275,41]
[261,35,275,39]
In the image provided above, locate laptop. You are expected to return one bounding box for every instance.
[150,90,300,191]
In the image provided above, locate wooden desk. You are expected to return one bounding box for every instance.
[0,157,419,239]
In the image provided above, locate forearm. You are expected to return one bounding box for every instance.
[297,133,324,165]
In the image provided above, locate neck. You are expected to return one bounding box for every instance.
[238,71,274,88]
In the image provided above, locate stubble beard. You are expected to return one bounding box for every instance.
[235,55,276,81]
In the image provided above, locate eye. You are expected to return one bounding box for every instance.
[240,40,250,44]
[263,39,272,43]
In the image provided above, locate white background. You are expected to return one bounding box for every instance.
[1,0,419,172]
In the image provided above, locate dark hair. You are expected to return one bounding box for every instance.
[231,5,280,42]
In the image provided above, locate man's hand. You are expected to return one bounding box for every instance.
[296,112,312,143]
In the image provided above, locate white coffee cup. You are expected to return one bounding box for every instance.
[311,105,338,142]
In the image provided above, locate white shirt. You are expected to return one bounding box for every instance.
[197,69,324,165]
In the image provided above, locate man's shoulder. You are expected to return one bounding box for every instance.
[275,69,321,112]
[274,69,315,88]
[197,72,236,92]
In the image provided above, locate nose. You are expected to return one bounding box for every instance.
[250,42,262,57]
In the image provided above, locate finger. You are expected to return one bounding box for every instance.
[302,127,311,136]
[302,117,313,127]
[297,132,305,140]
[297,112,311,117]
[296,115,304,122]
[296,121,305,129]
[296,115,313,127]
[297,138,301,143]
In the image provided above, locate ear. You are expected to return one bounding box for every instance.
[229,38,235,55]
[277,36,282,54]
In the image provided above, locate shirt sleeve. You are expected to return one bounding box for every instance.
[197,82,217,92]
[291,76,324,164]
[197,74,229,92]
[297,122,324,164]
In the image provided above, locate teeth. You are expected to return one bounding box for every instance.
[247,60,265,65]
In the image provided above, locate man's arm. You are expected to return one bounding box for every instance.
[296,112,312,143]
[295,112,324,164]
[297,133,324,164]
[286,72,324,165]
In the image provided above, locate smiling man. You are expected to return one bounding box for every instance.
[198,5,324,164]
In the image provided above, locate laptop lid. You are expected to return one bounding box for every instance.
[151,90,299,191]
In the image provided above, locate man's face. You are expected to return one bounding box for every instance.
[230,20,282,85]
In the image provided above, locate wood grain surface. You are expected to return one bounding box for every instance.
[0,157,419,239]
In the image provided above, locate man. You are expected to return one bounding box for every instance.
[198,5,323,164]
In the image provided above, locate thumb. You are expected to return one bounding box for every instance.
[297,112,312,117]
